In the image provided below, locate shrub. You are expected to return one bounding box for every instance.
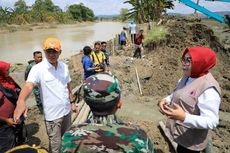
[144,25,168,45]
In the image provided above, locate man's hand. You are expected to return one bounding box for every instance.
[162,103,186,121]
[5,118,17,127]
[71,103,78,113]
[13,82,33,123]
[94,66,100,70]
[14,100,27,123]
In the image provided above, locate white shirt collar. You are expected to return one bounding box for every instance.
[44,59,60,69]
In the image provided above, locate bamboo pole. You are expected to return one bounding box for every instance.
[73,102,91,125]
[71,82,91,125]
[135,67,142,95]
[73,102,87,124]
[112,35,115,56]
[72,83,83,96]
[71,100,85,122]
[71,83,83,122]
[78,105,90,124]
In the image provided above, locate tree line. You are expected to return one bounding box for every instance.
[119,0,174,23]
[0,0,95,25]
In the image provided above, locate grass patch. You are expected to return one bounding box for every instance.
[201,19,229,42]
[143,25,168,45]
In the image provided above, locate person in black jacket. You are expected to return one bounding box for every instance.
[0,61,24,152]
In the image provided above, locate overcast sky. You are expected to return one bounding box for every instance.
[0,0,230,15]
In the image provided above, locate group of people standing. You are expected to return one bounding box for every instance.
[0,34,222,153]
[81,41,109,80]
[120,20,145,58]
[1,37,153,153]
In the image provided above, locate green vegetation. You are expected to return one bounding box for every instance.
[123,0,174,23]
[143,25,168,44]
[68,3,95,22]
[119,8,129,22]
[0,0,95,25]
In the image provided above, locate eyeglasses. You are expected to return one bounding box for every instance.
[181,57,192,65]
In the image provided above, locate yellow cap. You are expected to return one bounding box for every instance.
[43,37,61,52]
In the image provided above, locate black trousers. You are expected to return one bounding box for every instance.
[177,145,200,153]
[133,47,142,58]
[0,124,15,153]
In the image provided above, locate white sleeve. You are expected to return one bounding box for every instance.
[26,65,40,85]
[165,94,173,104]
[165,78,183,103]
[65,65,71,83]
[183,88,221,129]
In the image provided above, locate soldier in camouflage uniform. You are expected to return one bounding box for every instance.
[24,51,42,113]
[61,73,154,153]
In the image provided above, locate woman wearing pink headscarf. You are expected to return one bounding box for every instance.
[159,47,221,153]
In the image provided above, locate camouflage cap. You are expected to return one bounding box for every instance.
[83,73,121,115]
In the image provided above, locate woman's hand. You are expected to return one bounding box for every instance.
[163,103,186,121]
[5,118,17,127]
[158,99,168,115]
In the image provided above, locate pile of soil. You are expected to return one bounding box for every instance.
[11,16,230,153]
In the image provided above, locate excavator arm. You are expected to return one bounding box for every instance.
[179,0,230,25]
[205,0,230,2]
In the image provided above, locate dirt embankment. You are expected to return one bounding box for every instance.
[67,17,230,153]
[11,17,229,153]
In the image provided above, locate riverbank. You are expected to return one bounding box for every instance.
[9,16,230,152]
[0,22,95,34]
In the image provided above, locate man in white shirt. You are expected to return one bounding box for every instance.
[129,20,136,43]
[13,37,77,153]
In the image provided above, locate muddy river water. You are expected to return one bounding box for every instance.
[0,22,126,63]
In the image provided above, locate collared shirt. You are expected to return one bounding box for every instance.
[120,31,126,41]
[81,55,96,80]
[90,51,106,72]
[27,59,71,121]
[165,77,221,129]
[90,51,105,65]
[25,60,36,81]
[101,50,109,66]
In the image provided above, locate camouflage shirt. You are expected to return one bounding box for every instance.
[25,60,41,106]
[61,115,154,153]
[25,60,36,81]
